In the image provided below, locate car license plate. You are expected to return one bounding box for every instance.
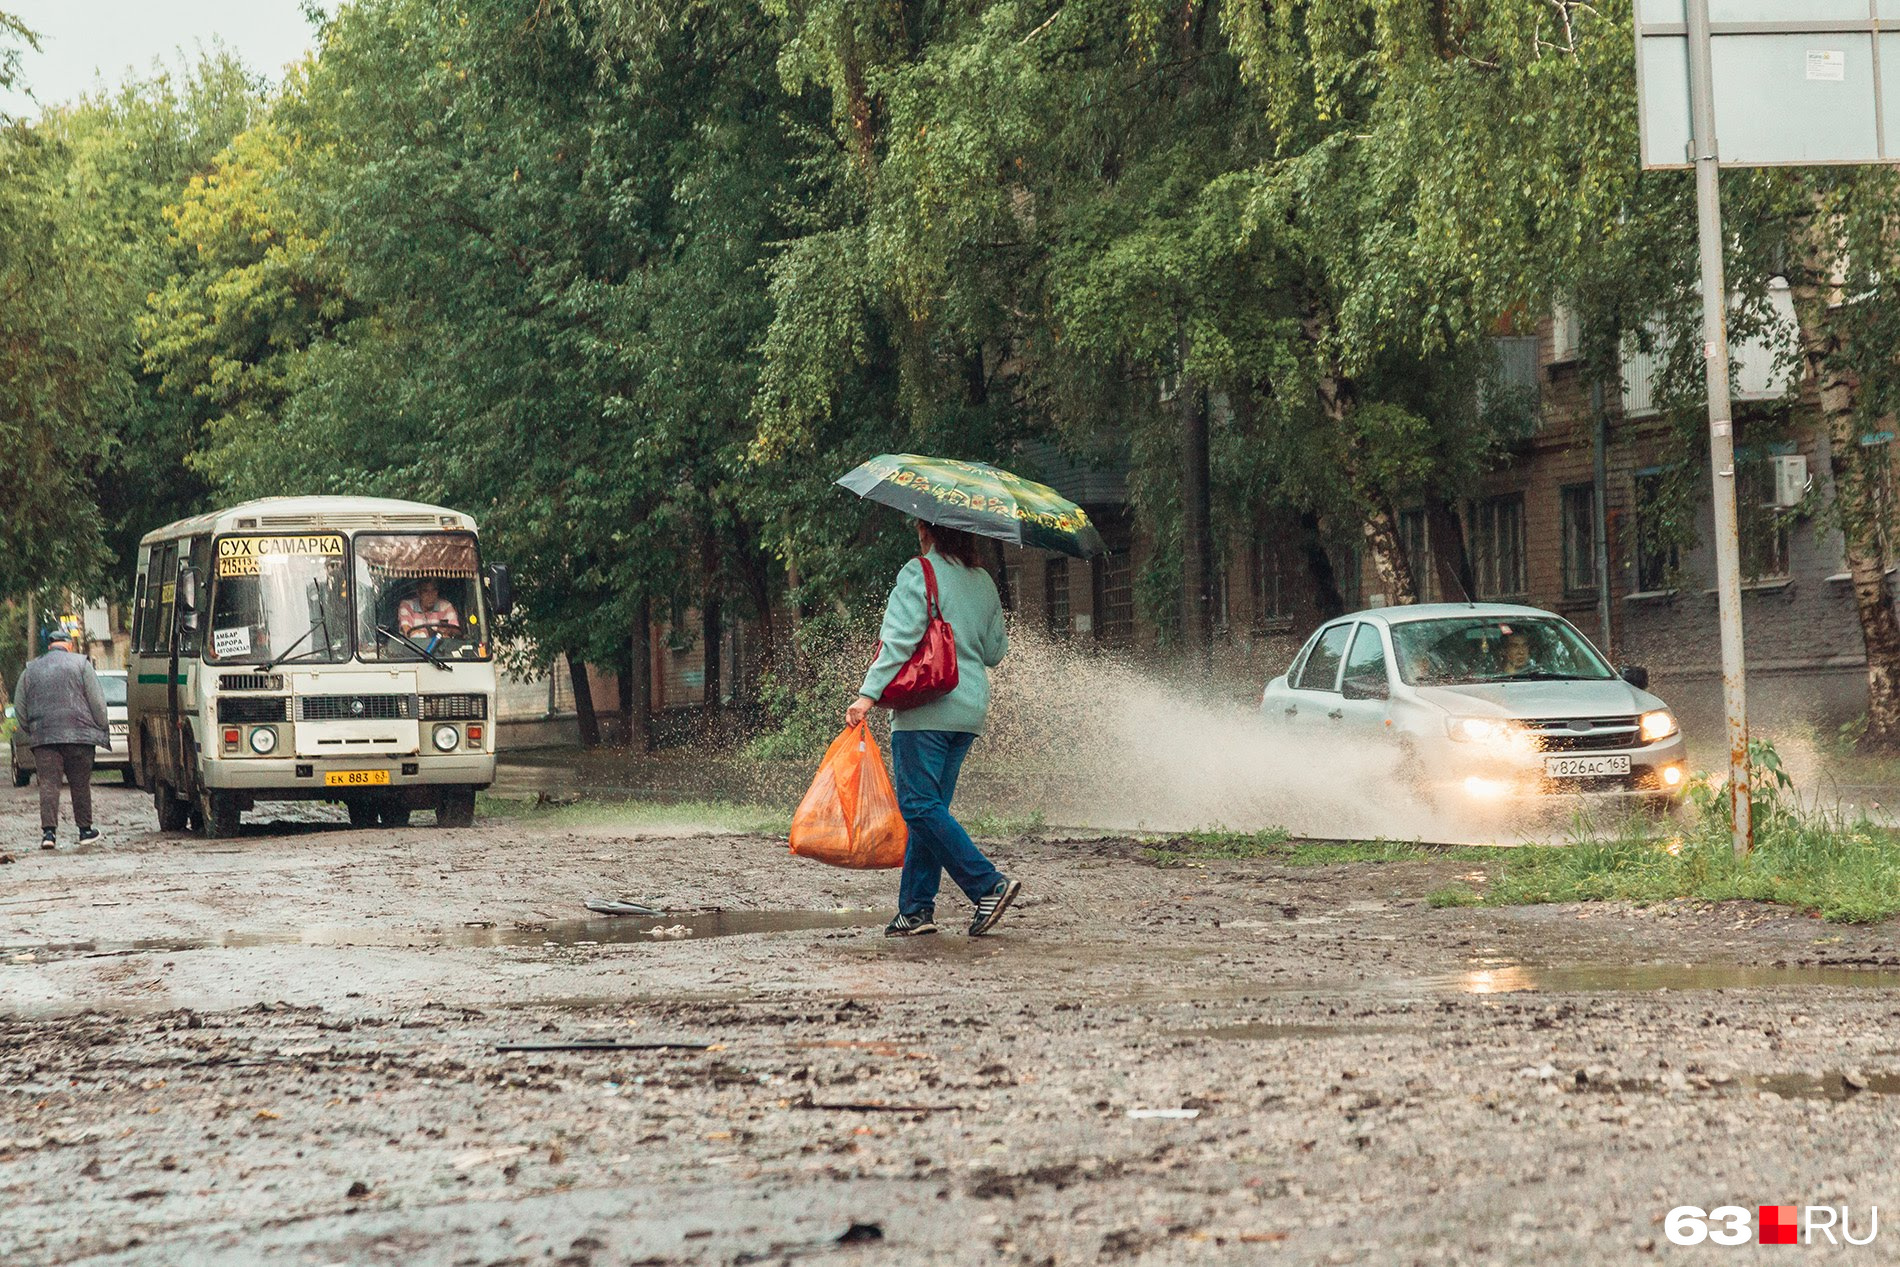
[1545,754,1631,779]
[325,770,390,787]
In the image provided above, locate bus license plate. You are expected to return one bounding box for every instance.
[325,770,390,787]
[1545,754,1631,779]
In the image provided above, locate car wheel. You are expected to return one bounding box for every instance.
[345,799,378,830]
[378,802,412,828]
[437,787,476,829]
[155,780,190,832]
[120,768,138,788]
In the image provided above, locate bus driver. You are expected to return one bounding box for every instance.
[398,578,461,640]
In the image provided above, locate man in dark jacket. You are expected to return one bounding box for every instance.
[16,632,109,849]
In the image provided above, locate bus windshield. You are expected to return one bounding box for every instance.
[354,533,490,662]
[207,534,353,666]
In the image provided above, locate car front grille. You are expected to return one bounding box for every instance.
[1523,716,1641,752]
[420,693,488,720]
[218,696,292,724]
[298,694,414,722]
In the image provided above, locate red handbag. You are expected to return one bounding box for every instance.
[874,556,960,710]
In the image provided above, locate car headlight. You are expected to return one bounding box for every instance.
[1447,716,1512,743]
[248,726,277,755]
[1640,710,1679,743]
[432,723,460,752]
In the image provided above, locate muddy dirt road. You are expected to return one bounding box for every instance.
[6,781,1900,1265]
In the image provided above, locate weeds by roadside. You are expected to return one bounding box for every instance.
[1140,828,1441,868]
[965,810,1047,840]
[475,794,793,837]
[1480,741,1900,923]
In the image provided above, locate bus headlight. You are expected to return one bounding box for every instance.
[432,724,460,752]
[248,727,277,755]
[1639,710,1679,743]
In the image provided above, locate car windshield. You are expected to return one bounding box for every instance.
[207,534,353,665]
[354,533,490,662]
[1389,616,1613,686]
[100,675,127,707]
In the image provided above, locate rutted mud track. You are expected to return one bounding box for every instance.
[7,783,1900,1265]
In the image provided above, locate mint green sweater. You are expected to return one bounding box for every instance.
[860,551,1009,734]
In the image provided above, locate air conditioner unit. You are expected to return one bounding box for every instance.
[1769,454,1809,509]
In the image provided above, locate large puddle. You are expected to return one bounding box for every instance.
[2,909,883,963]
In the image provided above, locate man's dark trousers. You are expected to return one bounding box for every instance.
[34,744,95,834]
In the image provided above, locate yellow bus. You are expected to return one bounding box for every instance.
[128,496,512,836]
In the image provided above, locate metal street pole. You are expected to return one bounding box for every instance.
[1591,376,1612,656]
[1685,0,1753,855]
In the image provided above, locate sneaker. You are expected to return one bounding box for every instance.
[968,878,1022,937]
[40,829,56,850]
[884,910,938,937]
[77,827,100,845]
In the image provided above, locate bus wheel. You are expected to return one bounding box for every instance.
[345,800,377,830]
[199,791,241,839]
[437,787,476,829]
[379,802,412,828]
[154,781,189,833]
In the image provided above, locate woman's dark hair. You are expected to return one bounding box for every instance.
[918,521,986,569]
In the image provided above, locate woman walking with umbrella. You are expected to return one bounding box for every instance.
[840,455,1104,938]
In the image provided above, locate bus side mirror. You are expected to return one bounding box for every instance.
[485,564,514,617]
[177,566,201,631]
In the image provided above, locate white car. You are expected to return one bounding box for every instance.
[9,668,134,787]
[1263,604,1688,805]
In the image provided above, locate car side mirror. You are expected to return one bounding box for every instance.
[1341,675,1390,702]
[1619,664,1649,690]
[484,563,514,617]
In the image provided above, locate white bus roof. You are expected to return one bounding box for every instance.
[139,497,478,547]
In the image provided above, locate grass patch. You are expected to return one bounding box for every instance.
[964,810,1047,840]
[1139,828,1432,868]
[474,794,792,837]
[1481,742,1900,923]
[1426,885,1484,908]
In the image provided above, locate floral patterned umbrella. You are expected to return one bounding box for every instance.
[836,454,1106,559]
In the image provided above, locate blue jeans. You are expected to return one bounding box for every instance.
[889,729,1003,915]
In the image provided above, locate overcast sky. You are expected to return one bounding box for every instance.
[1,1,336,116]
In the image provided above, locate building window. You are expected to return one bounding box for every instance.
[1044,559,1070,640]
[1469,494,1527,599]
[1251,534,1295,632]
[1633,470,1680,592]
[1093,550,1134,649]
[1398,508,1435,603]
[1561,484,1600,597]
[1737,459,1792,581]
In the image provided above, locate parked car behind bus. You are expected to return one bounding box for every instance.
[10,668,132,787]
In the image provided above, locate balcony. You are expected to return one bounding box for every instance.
[1621,279,1799,418]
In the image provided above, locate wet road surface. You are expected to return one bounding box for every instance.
[8,779,1900,1264]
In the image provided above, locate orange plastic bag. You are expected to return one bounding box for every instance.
[789,722,909,869]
